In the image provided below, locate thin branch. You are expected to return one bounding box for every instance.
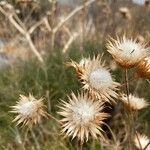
[146,79,150,84]
[62,33,79,53]
[44,17,52,32]
[53,0,96,33]
[46,113,62,125]
[0,6,25,34]
[25,33,44,63]
[28,17,46,34]
[14,13,26,30]
[0,6,44,63]
[9,15,26,35]
[30,129,40,150]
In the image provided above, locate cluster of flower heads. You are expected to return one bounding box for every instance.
[10,35,150,145]
[58,35,149,143]
[57,54,122,142]
[106,35,150,110]
[107,35,150,149]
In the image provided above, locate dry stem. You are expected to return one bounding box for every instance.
[78,141,84,150]
[46,113,62,125]
[124,69,132,149]
[0,6,44,63]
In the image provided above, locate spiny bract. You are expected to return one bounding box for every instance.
[136,57,150,78]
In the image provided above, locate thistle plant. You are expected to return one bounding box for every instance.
[11,94,47,127]
[58,92,109,143]
[106,36,149,69]
[106,35,150,149]
[10,35,150,150]
[68,55,120,103]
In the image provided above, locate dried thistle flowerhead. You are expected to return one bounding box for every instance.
[136,57,150,78]
[68,55,120,103]
[11,94,47,127]
[119,7,131,20]
[58,92,109,142]
[106,36,149,68]
[134,133,150,150]
[120,94,149,111]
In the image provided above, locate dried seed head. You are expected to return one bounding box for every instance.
[136,57,150,78]
[134,133,150,150]
[68,55,120,103]
[145,0,150,6]
[106,36,149,68]
[58,92,109,142]
[11,94,47,127]
[120,94,149,111]
[119,7,131,20]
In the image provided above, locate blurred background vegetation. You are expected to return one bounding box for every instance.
[0,0,149,149]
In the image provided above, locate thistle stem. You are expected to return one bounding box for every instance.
[125,69,130,104]
[46,113,62,125]
[30,129,40,150]
[22,128,30,149]
[79,141,84,150]
[125,69,142,150]
[124,69,132,149]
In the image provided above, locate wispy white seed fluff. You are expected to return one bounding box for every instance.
[18,101,37,116]
[89,68,113,90]
[72,99,95,124]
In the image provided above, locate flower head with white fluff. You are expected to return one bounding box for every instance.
[120,94,149,111]
[68,55,120,103]
[106,36,149,68]
[58,92,109,142]
[137,57,150,78]
[11,94,47,127]
[134,133,150,150]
